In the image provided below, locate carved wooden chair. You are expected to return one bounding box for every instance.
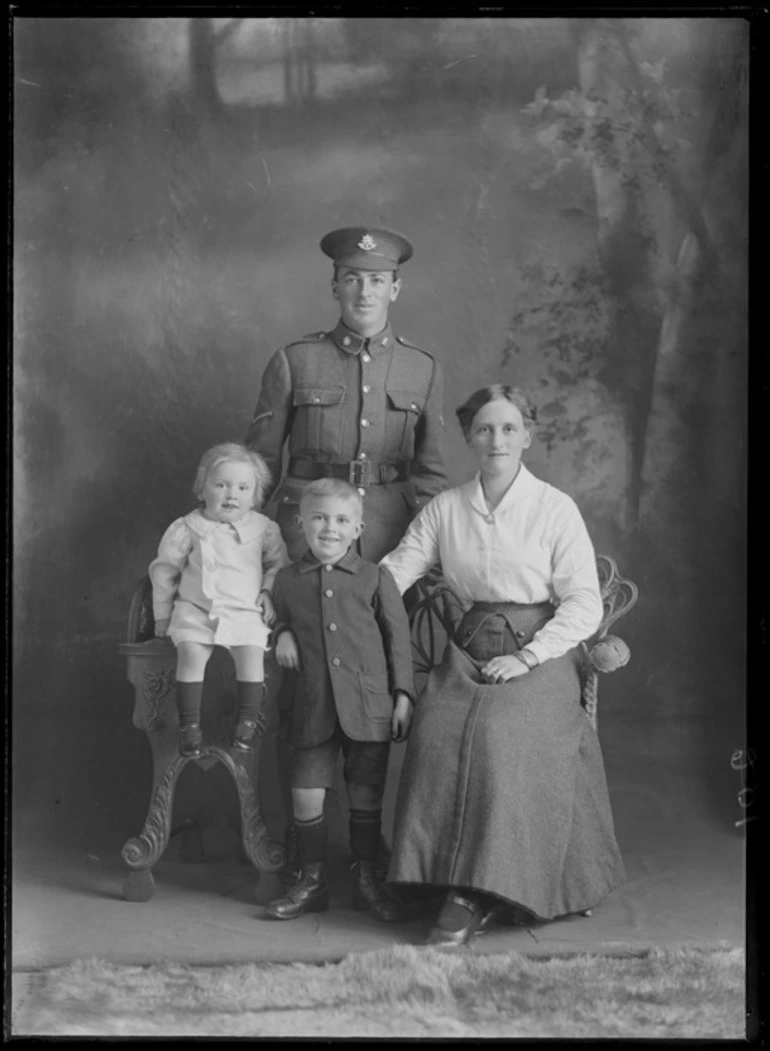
[408,553,638,730]
[118,577,284,902]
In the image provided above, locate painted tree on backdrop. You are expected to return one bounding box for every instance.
[509,18,747,556]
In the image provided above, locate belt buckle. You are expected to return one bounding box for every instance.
[349,459,372,487]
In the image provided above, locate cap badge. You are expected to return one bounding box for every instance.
[358,233,377,251]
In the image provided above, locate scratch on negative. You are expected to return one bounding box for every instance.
[441,56,478,71]
[526,927,539,943]
[262,158,271,188]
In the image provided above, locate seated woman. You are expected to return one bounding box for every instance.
[380,385,625,947]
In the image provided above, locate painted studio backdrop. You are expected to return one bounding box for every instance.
[14,19,747,869]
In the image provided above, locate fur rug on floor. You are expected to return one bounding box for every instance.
[13,943,744,1039]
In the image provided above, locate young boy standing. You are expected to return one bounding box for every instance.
[264,479,414,923]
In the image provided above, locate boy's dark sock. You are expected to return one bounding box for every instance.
[349,807,382,863]
[296,814,328,865]
[235,680,266,723]
[176,681,203,725]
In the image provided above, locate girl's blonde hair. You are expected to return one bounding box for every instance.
[193,443,272,508]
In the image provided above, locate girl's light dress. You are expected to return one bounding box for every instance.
[149,508,289,649]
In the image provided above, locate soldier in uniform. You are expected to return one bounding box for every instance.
[246,226,447,560]
[245,226,449,887]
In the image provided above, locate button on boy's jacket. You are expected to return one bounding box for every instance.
[246,321,447,560]
[271,549,415,747]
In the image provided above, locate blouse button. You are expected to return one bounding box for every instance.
[486,514,494,524]
[361,418,370,428]
[324,564,333,572]
[325,589,334,598]
[411,403,418,410]
[313,396,321,403]
[328,623,337,632]
[358,487,366,496]
[332,657,341,667]
[359,452,367,460]
[362,384,371,393]
[362,353,371,363]
[516,630,525,639]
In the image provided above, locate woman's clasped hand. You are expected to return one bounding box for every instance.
[480,655,530,684]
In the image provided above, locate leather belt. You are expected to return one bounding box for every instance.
[288,458,410,487]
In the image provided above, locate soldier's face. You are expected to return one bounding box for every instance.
[299,495,364,564]
[332,267,401,336]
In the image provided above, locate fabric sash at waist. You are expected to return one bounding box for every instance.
[456,600,555,657]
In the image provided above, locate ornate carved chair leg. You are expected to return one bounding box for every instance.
[121,754,187,898]
[203,745,285,877]
[230,754,285,876]
[122,869,156,902]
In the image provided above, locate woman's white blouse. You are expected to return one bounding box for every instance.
[380,466,603,663]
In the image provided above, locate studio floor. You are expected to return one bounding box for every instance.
[12,792,745,973]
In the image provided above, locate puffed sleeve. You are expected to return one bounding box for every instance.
[245,347,293,505]
[526,497,604,664]
[260,519,290,592]
[374,566,416,700]
[379,496,442,596]
[411,357,448,508]
[148,518,194,621]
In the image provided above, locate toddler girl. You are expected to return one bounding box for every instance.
[149,442,289,757]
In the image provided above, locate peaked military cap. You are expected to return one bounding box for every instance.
[320,226,414,271]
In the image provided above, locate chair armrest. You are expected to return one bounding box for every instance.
[128,576,156,644]
[584,635,631,674]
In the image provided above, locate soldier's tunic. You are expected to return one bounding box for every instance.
[246,319,448,562]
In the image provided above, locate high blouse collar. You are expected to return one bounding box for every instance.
[465,463,536,518]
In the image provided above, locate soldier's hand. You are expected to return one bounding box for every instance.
[154,618,170,638]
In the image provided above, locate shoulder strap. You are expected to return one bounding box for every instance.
[396,334,435,360]
[284,331,328,350]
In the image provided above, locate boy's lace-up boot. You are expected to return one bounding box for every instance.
[351,860,406,923]
[264,862,329,920]
[375,835,392,883]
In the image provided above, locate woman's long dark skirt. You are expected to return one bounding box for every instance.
[388,602,625,920]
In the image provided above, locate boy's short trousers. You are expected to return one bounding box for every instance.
[290,722,391,789]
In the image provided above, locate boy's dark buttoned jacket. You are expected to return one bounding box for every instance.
[271,549,415,747]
